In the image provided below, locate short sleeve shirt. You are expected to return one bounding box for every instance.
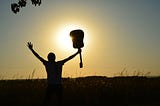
[42,61,64,85]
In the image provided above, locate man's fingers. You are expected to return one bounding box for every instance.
[79,48,82,52]
[27,42,32,45]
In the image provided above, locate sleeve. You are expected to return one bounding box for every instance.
[42,60,47,66]
[57,61,65,66]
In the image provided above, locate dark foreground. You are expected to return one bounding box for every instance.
[0,76,160,106]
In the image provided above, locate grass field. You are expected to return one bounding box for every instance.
[0,76,160,106]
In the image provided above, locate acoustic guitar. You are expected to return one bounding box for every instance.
[70,29,84,68]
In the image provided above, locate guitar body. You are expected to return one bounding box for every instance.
[70,29,84,49]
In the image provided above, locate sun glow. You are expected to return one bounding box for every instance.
[56,24,86,51]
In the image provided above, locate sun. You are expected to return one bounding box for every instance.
[57,27,72,50]
[56,24,84,51]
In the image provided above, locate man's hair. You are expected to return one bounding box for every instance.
[47,52,55,61]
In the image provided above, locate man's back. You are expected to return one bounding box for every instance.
[43,61,64,85]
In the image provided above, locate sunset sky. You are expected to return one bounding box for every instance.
[0,0,160,79]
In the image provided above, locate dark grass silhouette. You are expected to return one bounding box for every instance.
[0,76,160,106]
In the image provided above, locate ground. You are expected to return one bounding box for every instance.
[0,76,160,106]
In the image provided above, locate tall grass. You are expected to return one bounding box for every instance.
[115,68,152,77]
[0,76,160,106]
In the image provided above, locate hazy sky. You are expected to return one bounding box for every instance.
[0,0,160,79]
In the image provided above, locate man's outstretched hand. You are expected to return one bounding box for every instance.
[78,48,82,53]
[27,42,33,50]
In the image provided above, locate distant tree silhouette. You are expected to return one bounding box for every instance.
[11,0,42,14]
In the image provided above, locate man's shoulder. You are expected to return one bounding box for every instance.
[42,60,48,65]
[56,60,64,65]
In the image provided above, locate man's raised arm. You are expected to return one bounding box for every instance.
[61,49,81,64]
[27,42,46,63]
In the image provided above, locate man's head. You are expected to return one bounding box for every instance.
[47,52,56,61]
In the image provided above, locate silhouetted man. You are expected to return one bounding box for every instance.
[27,42,81,106]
